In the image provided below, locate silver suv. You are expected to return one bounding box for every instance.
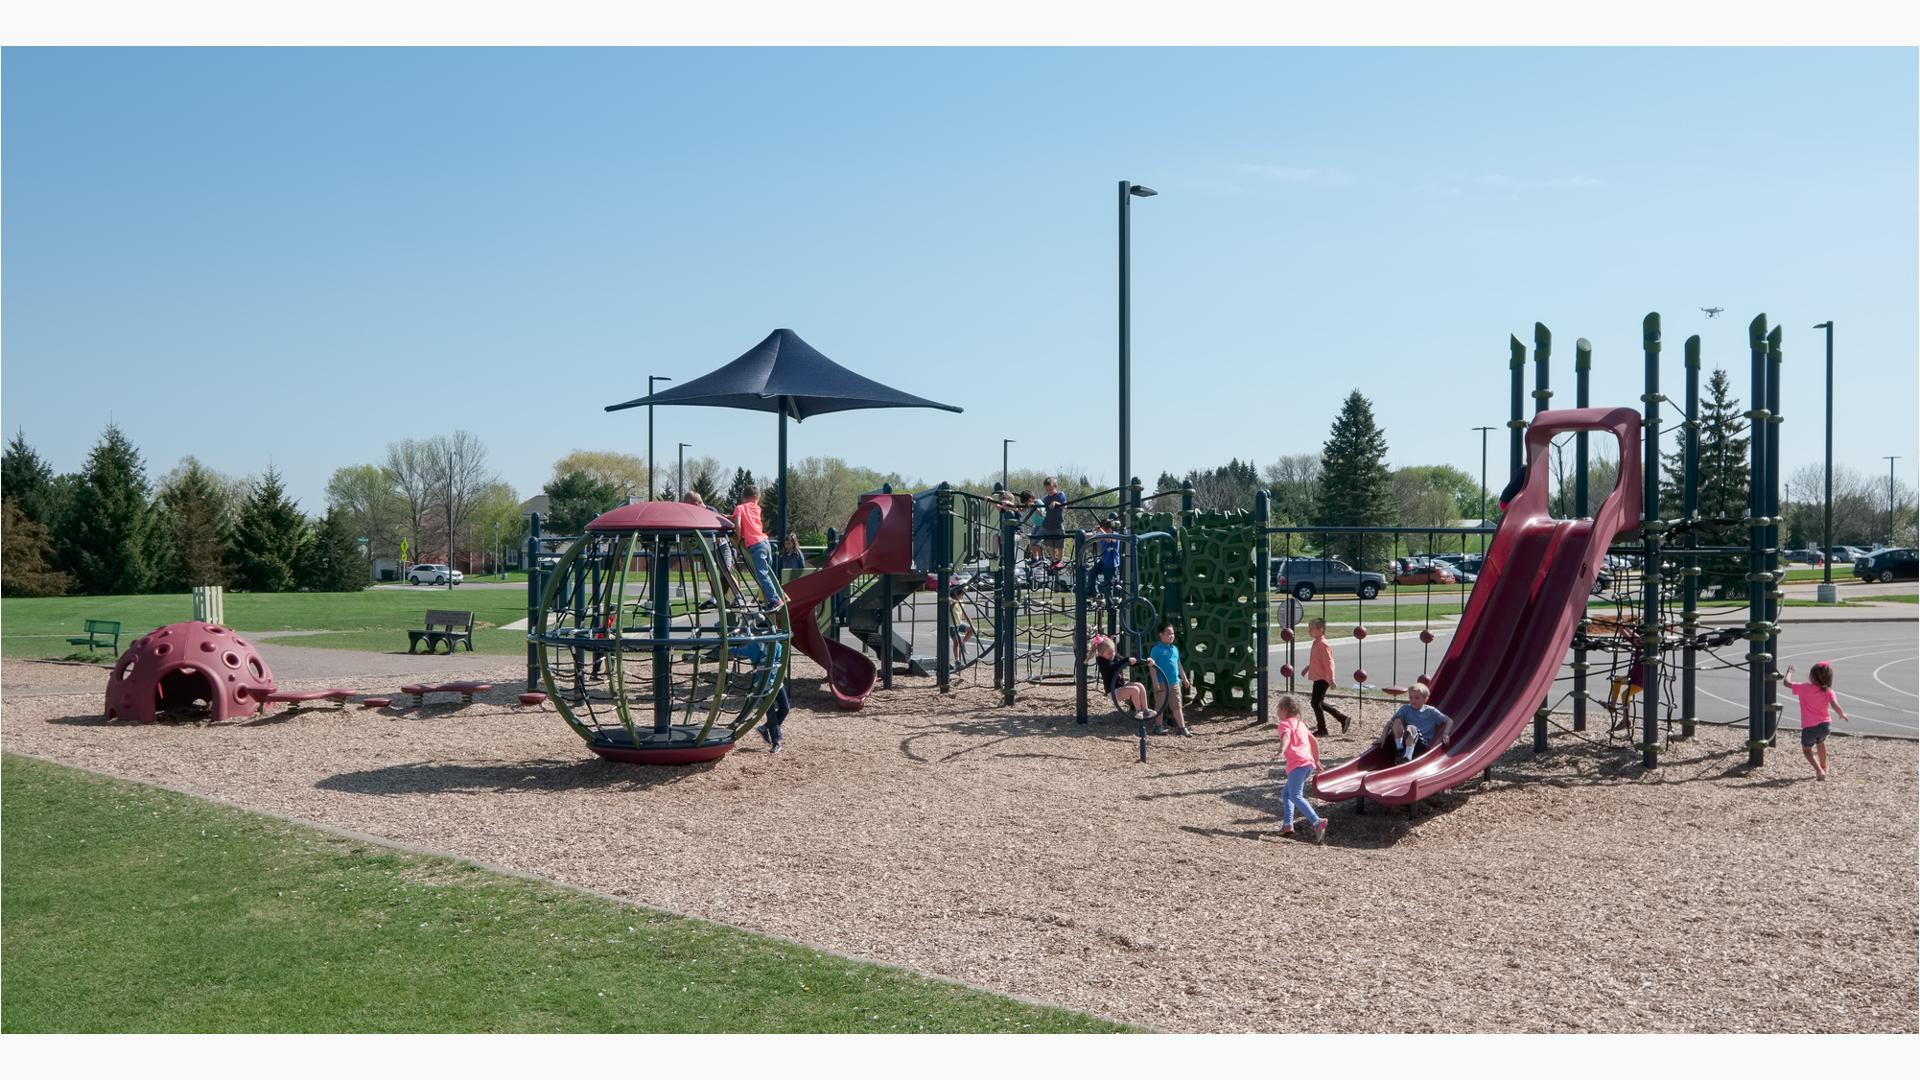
[1270,557,1386,601]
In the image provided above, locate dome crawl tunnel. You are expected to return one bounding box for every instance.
[533,501,790,765]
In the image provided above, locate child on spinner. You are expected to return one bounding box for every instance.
[1272,694,1327,842]
[1087,634,1155,721]
[1148,621,1193,737]
[1784,661,1849,780]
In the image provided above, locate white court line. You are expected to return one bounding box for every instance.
[1871,656,1919,700]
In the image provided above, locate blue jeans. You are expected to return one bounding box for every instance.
[1282,765,1322,830]
[764,684,790,743]
[745,540,782,606]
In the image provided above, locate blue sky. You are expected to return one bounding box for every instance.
[4,47,1915,510]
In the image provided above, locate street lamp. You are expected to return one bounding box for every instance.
[1002,438,1015,492]
[1118,180,1157,533]
[1886,455,1902,546]
[647,374,672,499]
[1472,426,1497,554]
[678,442,692,500]
[495,520,503,581]
[1813,322,1835,599]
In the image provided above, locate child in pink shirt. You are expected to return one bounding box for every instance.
[1784,662,1849,780]
[1273,695,1327,842]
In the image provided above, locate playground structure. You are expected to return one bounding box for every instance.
[105,621,278,725]
[528,500,790,765]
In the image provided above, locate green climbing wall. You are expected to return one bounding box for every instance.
[1121,508,1256,712]
[1176,510,1258,711]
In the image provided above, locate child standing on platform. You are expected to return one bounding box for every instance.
[1304,616,1351,736]
[730,484,784,611]
[1785,662,1848,780]
[1273,694,1327,842]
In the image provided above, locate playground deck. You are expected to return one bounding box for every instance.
[2,655,1913,1033]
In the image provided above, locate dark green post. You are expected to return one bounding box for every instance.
[1680,336,1701,739]
[1746,315,1770,768]
[1640,313,1663,769]
[652,535,672,735]
[1532,323,1551,754]
[1255,489,1272,724]
[1509,335,1527,479]
[1000,509,1017,706]
[1074,530,1090,724]
[1765,327,1784,747]
[526,512,542,692]
[936,483,952,694]
[1124,477,1145,667]
[1572,338,1591,733]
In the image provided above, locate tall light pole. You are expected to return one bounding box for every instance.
[1886,455,1902,546]
[1813,322,1835,598]
[1002,438,1015,492]
[678,442,692,501]
[495,519,503,581]
[1118,179,1157,533]
[1472,426,1496,524]
[647,374,672,499]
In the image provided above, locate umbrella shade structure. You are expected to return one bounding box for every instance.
[605,328,962,539]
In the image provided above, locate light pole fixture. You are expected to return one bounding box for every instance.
[678,442,692,500]
[1002,438,1015,492]
[1118,179,1157,534]
[1472,425,1497,525]
[647,374,672,499]
[1813,322,1835,596]
[1886,455,1902,546]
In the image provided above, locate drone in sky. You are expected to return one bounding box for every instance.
[1701,307,1724,318]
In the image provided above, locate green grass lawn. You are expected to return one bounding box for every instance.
[0,754,1128,1034]
[2,590,535,660]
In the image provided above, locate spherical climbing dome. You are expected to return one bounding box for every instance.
[105,622,275,724]
[532,501,791,766]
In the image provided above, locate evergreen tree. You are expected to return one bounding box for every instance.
[543,470,621,534]
[2,498,72,597]
[1658,369,1750,596]
[1314,391,1394,569]
[725,467,757,510]
[58,423,167,595]
[232,466,309,593]
[691,462,722,508]
[300,506,368,592]
[157,458,237,590]
[2,430,57,524]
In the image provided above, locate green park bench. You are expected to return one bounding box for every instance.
[407,609,476,654]
[66,619,122,656]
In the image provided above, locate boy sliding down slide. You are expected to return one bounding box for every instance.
[1374,681,1453,762]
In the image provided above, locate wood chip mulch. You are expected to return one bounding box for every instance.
[3,655,1914,1033]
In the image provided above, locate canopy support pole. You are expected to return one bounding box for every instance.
[777,398,789,545]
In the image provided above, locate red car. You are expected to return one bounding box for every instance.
[1395,559,1456,586]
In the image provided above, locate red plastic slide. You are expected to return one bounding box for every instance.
[783,493,915,710]
[1313,406,1643,806]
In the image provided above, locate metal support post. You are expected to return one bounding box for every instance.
[1640,314,1663,769]
[1765,327,1784,746]
[1573,337,1590,733]
[1746,315,1771,768]
[1681,336,1701,739]
[1255,489,1272,723]
[1533,323,1551,754]
[1074,531,1090,724]
[936,483,953,694]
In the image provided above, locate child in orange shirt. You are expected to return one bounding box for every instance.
[1304,616,1351,736]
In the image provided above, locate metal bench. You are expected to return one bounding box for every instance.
[407,609,475,654]
[66,619,122,656]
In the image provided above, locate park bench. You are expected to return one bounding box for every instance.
[407,609,475,654]
[66,619,122,656]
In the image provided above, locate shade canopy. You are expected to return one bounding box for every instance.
[604,329,962,542]
[605,329,962,420]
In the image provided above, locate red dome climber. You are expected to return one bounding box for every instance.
[105,622,275,724]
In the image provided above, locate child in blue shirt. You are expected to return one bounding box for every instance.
[1380,681,1452,761]
[1088,516,1121,596]
[1148,621,1193,737]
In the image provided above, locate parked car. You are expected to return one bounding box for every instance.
[1434,558,1478,583]
[407,563,463,585]
[1826,545,1869,566]
[1395,558,1456,586]
[1271,557,1386,601]
[1784,549,1826,566]
[1854,548,1917,584]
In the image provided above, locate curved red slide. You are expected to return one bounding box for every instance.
[1313,406,1643,806]
[783,494,914,711]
